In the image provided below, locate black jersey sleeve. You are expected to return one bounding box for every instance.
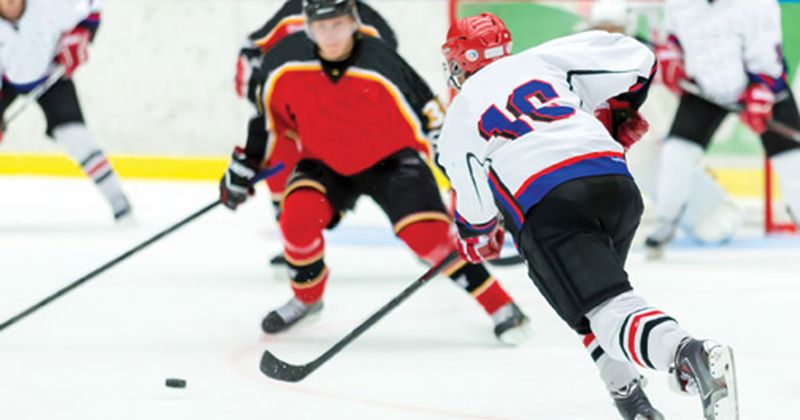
[245,0,303,48]
[356,2,398,50]
[244,34,316,163]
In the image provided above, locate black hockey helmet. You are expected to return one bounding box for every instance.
[303,0,357,22]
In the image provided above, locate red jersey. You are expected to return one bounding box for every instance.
[244,34,444,176]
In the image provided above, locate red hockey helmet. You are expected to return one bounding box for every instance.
[442,13,512,88]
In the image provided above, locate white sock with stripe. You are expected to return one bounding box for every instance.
[54,123,129,215]
[587,291,689,371]
[582,332,641,392]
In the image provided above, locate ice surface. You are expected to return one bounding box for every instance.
[0,177,797,419]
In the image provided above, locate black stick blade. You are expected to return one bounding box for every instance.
[260,350,311,382]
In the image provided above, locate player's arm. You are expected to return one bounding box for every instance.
[738,0,785,133]
[435,101,503,262]
[356,2,399,50]
[221,57,282,210]
[57,0,103,76]
[235,1,301,99]
[552,32,656,150]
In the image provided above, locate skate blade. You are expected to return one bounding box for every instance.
[497,318,533,347]
[645,245,664,261]
[708,345,739,420]
[114,213,138,228]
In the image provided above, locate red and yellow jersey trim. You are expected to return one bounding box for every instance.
[261,61,432,161]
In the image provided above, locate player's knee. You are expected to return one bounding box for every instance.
[396,219,454,264]
[280,188,334,246]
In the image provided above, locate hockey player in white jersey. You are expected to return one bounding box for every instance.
[0,0,132,221]
[438,13,738,419]
[647,0,800,251]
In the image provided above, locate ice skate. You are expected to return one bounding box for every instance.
[611,377,664,420]
[492,302,531,346]
[269,253,287,266]
[112,195,135,226]
[261,297,323,334]
[671,338,739,420]
[644,221,675,260]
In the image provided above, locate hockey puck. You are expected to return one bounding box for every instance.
[165,378,187,388]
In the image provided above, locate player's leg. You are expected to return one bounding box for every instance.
[261,160,356,333]
[262,127,301,267]
[761,91,800,222]
[359,149,530,344]
[37,79,131,221]
[647,93,729,257]
[519,175,737,418]
[0,86,20,141]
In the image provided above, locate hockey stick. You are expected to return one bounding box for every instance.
[0,163,284,333]
[2,66,67,129]
[259,250,460,382]
[488,255,524,266]
[678,80,800,142]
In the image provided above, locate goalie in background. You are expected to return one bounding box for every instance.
[0,0,132,222]
[646,0,800,255]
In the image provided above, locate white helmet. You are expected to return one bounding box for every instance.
[588,0,630,32]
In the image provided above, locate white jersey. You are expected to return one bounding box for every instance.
[0,0,100,91]
[664,0,786,103]
[436,31,654,233]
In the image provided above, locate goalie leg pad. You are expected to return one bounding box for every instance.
[769,148,800,223]
[654,137,704,224]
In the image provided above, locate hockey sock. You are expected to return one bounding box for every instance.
[280,189,335,304]
[583,332,641,392]
[587,291,689,371]
[53,123,128,213]
[769,148,800,223]
[654,137,704,225]
[396,219,511,315]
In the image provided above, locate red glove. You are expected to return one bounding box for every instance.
[57,28,92,76]
[456,221,505,264]
[595,104,650,151]
[655,37,686,96]
[739,83,775,134]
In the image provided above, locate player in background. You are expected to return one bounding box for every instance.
[0,0,132,222]
[234,0,397,266]
[647,0,800,254]
[584,0,743,259]
[438,13,738,419]
[220,0,531,345]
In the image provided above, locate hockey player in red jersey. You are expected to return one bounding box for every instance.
[438,13,738,419]
[220,0,530,345]
[0,0,132,222]
[234,0,397,266]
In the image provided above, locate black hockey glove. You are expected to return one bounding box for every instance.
[220,147,259,210]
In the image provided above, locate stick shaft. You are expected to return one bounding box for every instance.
[0,200,221,332]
